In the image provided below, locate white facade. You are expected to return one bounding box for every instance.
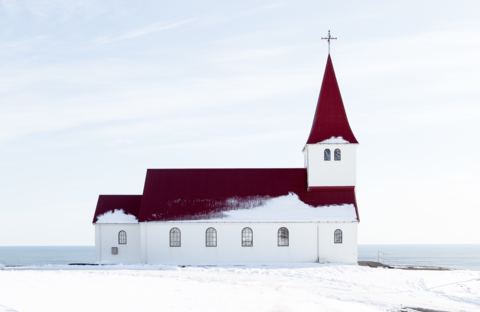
[94,142,360,266]
[95,221,357,265]
[94,142,360,265]
[95,223,142,264]
[304,143,357,188]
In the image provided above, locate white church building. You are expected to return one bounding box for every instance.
[93,53,361,265]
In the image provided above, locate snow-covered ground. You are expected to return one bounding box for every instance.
[0,265,479,312]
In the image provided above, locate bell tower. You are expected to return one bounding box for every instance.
[303,53,358,188]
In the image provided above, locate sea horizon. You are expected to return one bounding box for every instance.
[1,244,479,270]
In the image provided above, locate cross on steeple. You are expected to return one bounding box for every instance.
[321,30,337,54]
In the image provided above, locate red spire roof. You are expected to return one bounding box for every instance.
[306,55,358,144]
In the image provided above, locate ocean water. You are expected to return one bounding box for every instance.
[359,244,480,270]
[0,245,479,270]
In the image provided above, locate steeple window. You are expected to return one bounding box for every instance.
[334,148,341,161]
[324,149,331,161]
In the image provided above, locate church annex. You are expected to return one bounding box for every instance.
[92,53,360,265]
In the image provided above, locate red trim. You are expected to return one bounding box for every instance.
[307,186,354,191]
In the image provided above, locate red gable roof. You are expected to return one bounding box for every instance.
[93,169,359,222]
[306,55,358,144]
[92,195,141,223]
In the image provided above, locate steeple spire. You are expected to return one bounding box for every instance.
[306,55,358,144]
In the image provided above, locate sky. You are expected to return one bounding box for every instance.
[1,0,480,245]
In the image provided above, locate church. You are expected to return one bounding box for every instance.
[92,52,361,265]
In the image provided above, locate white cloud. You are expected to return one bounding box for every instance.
[92,18,197,45]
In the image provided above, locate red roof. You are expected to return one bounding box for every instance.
[306,55,358,144]
[93,195,142,223]
[93,169,359,222]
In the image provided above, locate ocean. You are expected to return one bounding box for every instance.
[0,244,479,270]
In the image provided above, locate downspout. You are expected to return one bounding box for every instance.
[97,224,102,264]
[144,222,148,264]
[316,222,319,263]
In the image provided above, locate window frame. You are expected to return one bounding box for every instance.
[118,230,127,245]
[277,227,289,247]
[169,227,181,247]
[334,148,341,161]
[334,229,343,244]
[241,227,253,247]
[205,227,217,247]
[324,148,331,161]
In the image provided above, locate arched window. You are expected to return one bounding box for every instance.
[241,227,253,247]
[334,229,343,244]
[324,148,331,161]
[277,227,289,246]
[169,227,181,247]
[334,148,341,161]
[118,230,127,245]
[205,227,217,247]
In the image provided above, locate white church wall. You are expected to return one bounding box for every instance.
[140,221,358,265]
[305,144,357,187]
[143,222,318,264]
[317,222,358,264]
[95,224,142,264]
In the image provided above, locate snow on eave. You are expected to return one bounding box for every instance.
[96,209,138,224]
[319,136,350,144]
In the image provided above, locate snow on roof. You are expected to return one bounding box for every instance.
[139,168,359,222]
[96,209,138,224]
[93,171,360,223]
[320,136,349,144]
[195,193,357,222]
[93,195,141,223]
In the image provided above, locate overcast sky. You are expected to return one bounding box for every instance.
[1,0,479,245]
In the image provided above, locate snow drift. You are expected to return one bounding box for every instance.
[96,209,138,224]
[197,193,357,222]
[320,136,350,144]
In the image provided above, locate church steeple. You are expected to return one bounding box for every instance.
[303,50,358,188]
[306,55,358,144]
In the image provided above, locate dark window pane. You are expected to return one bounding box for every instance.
[324,149,331,161]
[241,227,253,247]
[334,148,341,161]
[118,230,127,245]
[206,227,217,247]
[170,227,181,247]
[334,229,343,244]
[277,227,289,246]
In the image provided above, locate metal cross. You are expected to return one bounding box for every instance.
[321,30,337,54]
